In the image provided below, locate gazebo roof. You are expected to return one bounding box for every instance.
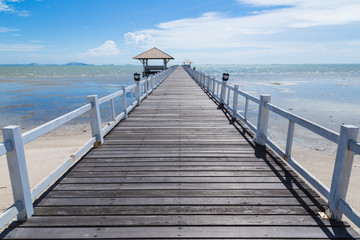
[183,59,192,63]
[133,47,174,60]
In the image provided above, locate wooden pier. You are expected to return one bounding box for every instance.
[1,67,360,239]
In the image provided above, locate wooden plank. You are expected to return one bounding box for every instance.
[21,215,344,227]
[46,189,318,198]
[7,226,358,239]
[66,169,295,177]
[37,197,325,206]
[53,182,311,191]
[75,162,281,167]
[33,205,324,216]
[60,176,304,184]
[71,166,293,172]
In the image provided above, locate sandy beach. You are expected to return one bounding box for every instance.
[0,125,91,212]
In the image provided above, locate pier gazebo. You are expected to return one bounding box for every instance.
[133,47,174,77]
[183,59,192,68]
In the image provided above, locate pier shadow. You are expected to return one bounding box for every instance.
[195,82,357,239]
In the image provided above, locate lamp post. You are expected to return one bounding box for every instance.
[220,73,229,106]
[134,73,141,106]
[222,73,229,81]
[134,73,141,81]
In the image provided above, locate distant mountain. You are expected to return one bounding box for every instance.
[64,62,92,66]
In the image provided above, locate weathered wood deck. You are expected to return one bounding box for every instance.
[2,67,359,239]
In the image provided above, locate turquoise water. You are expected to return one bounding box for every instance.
[0,65,142,128]
[195,64,360,134]
[0,64,359,134]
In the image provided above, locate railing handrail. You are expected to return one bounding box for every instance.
[0,66,176,229]
[184,66,360,228]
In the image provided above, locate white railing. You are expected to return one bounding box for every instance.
[184,66,360,227]
[0,66,176,229]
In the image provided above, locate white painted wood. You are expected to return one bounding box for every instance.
[2,125,34,221]
[125,84,136,92]
[98,89,123,105]
[338,199,360,228]
[86,95,104,146]
[22,103,92,144]
[143,79,148,98]
[329,125,359,220]
[110,99,116,121]
[121,85,128,119]
[0,200,22,230]
[255,95,271,146]
[226,88,230,105]
[285,120,295,160]
[0,140,12,156]
[206,76,210,92]
[235,88,260,104]
[130,89,134,104]
[265,102,339,143]
[135,81,140,106]
[349,140,360,154]
[150,76,154,92]
[127,102,137,113]
[244,98,249,122]
[232,85,239,118]
[30,137,96,201]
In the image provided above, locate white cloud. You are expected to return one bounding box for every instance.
[0,26,19,32]
[84,40,120,56]
[124,32,154,45]
[124,0,360,52]
[0,43,44,52]
[0,0,30,16]
[0,0,13,12]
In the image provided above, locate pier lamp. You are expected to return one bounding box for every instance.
[222,73,229,81]
[134,73,141,81]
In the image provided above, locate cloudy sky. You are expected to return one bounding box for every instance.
[0,0,360,64]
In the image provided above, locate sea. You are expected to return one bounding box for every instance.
[1,64,359,140]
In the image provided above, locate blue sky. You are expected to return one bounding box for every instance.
[0,0,360,64]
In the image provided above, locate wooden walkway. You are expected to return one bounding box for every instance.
[2,67,359,239]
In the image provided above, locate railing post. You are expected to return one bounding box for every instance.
[110,99,116,121]
[244,98,249,122]
[2,125,34,221]
[328,125,359,220]
[255,94,271,146]
[206,76,210,92]
[232,85,239,118]
[121,85,128,119]
[220,80,227,105]
[150,76,154,93]
[285,120,295,160]
[135,80,140,106]
[86,95,104,146]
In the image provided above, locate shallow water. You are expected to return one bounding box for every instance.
[0,65,142,128]
[1,64,359,134]
[195,64,360,134]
